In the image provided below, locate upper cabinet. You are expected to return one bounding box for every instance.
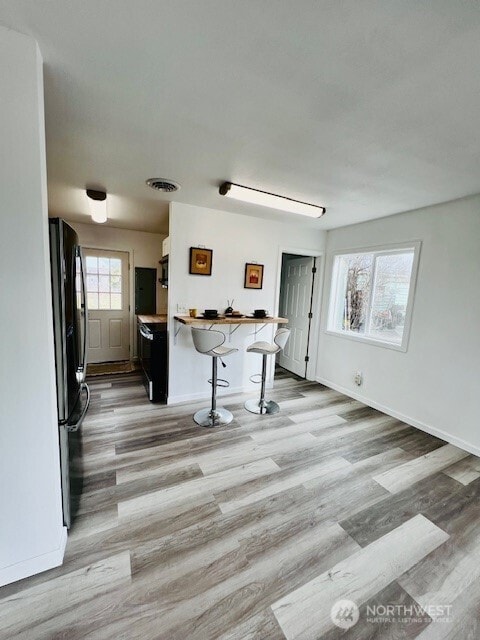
[162,236,170,257]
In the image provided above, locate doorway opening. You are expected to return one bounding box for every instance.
[278,253,318,378]
[82,248,131,365]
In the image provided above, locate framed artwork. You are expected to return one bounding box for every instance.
[244,263,264,289]
[189,247,213,276]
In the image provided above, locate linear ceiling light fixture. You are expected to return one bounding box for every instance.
[86,189,107,224]
[219,182,325,218]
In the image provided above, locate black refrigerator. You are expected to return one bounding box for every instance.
[49,218,90,528]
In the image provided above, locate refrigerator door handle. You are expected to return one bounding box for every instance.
[77,246,88,381]
[67,382,90,432]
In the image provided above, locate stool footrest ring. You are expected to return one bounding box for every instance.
[249,373,263,384]
[208,378,230,388]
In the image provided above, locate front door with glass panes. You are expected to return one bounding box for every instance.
[84,249,130,363]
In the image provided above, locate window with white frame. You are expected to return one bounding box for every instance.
[327,244,420,349]
[84,255,123,310]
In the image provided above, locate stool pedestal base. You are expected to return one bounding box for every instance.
[194,407,234,427]
[244,398,280,415]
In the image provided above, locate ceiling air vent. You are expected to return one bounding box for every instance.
[146,178,180,193]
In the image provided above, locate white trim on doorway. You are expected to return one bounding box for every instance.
[274,246,324,381]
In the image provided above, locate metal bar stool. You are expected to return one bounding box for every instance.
[191,327,238,427]
[245,328,291,415]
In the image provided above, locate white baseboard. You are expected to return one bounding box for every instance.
[0,526,68,587]
[167,382,274,406]
[316,376,480,458]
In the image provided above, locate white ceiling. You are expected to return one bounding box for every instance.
[1,1,480,234]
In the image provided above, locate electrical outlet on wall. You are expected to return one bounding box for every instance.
[354,371,363,386]
[176,303,187,314]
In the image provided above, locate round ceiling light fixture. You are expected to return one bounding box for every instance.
[146,178,181,193]
[86,188,107,224]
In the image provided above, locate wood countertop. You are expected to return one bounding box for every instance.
[174,315,288,325]
[137,314,168,324]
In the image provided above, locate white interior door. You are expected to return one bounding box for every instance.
[278,255,314,377]
[84,249,130,363]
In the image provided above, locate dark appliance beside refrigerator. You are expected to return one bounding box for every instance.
[137,319,168,403]
[49,218,90,528]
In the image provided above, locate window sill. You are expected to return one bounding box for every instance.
[324,329,408,352]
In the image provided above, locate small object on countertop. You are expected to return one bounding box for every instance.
[225,299,234,315]
[203,309,219,318]
[189,308,198,318]
[253,309,267,318]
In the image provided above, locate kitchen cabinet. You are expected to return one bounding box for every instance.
[162,236,170,257]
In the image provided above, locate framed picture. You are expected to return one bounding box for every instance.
[244,263,264,289]
[189,247,213,276]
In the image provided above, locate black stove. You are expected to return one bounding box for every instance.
[137,320,167,402]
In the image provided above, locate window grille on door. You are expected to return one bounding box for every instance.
[83,256,123,310]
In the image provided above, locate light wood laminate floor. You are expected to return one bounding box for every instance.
[1,369,480,639]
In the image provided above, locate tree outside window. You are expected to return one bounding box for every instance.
[328,245,418,349]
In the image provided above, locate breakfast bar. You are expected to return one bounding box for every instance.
[173,314,289,342]
[175,314,291,425]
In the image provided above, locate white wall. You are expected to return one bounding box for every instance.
[67,222,167,357]
[317,194,480,454]
[168,202,326,403]
[0,28,65,586]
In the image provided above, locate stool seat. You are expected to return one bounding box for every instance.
[211,345,238,357]
[246,341,280,355]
